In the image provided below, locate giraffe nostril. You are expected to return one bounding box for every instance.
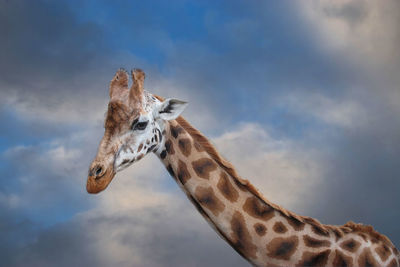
[89,165,105,179]
[95,166,103,176]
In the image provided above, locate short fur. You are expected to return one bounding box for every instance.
[154,95,396,249]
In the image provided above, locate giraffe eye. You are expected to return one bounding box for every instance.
[134,121,148,131]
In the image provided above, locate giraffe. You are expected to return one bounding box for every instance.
[87,68,400,267]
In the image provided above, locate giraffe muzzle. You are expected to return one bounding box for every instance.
[86,163,116,194]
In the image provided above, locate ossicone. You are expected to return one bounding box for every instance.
[129,68,145,102]
[109,68,129,99]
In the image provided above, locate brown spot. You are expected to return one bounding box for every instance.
[137,143,143,153]
[187,195,208,218]
[146,140,150,145]
[273,221,288,234]
[388,258,398,267]
[254,223,267,236]
[266,236,298,261]
[186,196,244,262]
[296,249,331,267]
[230,211,257,259]
[310,224,330,237]
[285,216,305,231]
[194,186,225,217]
[160,150,167,159]
[333,249,353,267]
[178,138,192,157]
[166,164,175,179]
[192,158,217,179]
[243,196,274,221]
[165,139,175,155]
[375,244,391,262]
[358,233,368,242]
[303,217,329,237]
[303,235,331,248]
[136,154,144,161]
[358,248,378,267]
[232,178,249,192]
[194,141,205,152]
[371,237,379,244]
[170,124,184,138]
[340,239,361,253]
[217,171,239,203]
[177,160,191,185]
[332,227,344,241]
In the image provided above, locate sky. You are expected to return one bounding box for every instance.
[1,0,399,266]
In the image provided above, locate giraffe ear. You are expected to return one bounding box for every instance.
[157,98,188,120]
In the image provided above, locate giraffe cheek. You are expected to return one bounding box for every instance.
[114,148,136,172]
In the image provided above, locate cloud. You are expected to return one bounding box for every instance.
[0,131,249,266]
[281,91,367,128]
[1,0,400,265]
[0,120,325,266]
[297,0,400,113]
[0,0,354,130]
[298,0,400,68]
[10,199,248,267]
[213,123,323,212]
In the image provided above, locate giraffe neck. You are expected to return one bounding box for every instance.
[154,118,400,267]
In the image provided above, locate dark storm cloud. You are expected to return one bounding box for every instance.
[1,0,400,266]
[0,0,106,90]
[0,0,359,125]
[0,0,126,124]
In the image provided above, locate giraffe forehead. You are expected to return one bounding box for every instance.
[105,101,136,126]
[104,97,160,136]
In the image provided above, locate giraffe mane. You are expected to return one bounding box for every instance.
[154,95,395,248]
[341,221,396,247]
[174,116,324,225]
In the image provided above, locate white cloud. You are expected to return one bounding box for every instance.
[212,123,322,211]
[298,0,400,70]
[83,121,324,217]
[0,192,21,209]
[70,122,324,266]
[5,121,323,266]
[282,91,367,128]
[0,65,220,136]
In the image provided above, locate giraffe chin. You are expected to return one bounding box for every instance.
[86,168,116,194]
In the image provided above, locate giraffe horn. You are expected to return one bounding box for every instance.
[109,68,129,99]
[129,68,145,102]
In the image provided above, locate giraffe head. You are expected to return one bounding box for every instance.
[86,68,187,193]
